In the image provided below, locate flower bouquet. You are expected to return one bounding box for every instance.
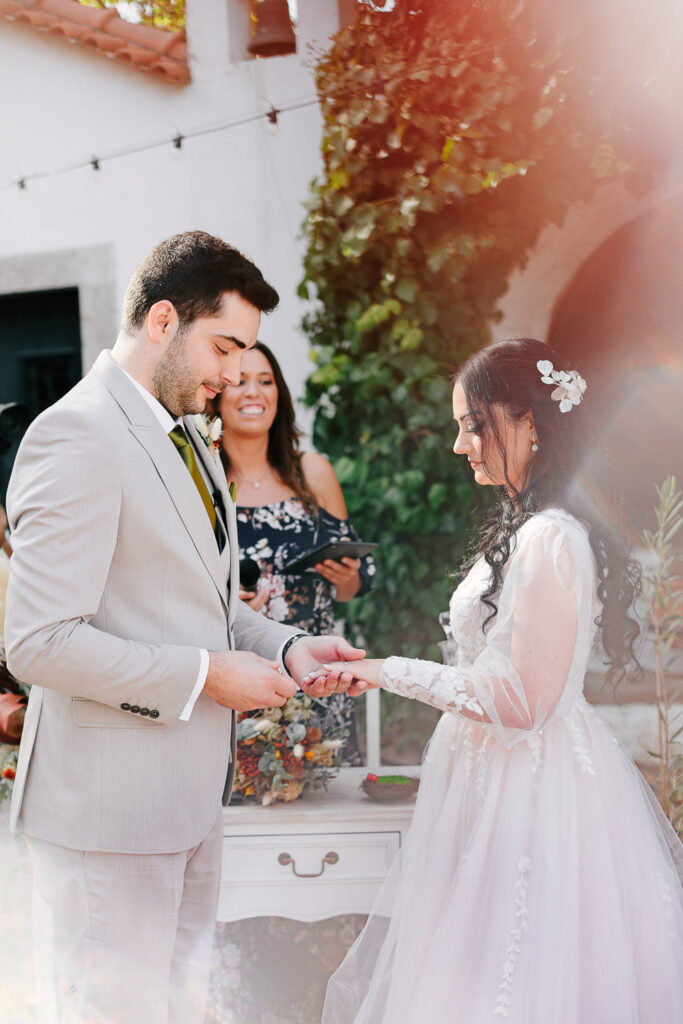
[233,693,346,806]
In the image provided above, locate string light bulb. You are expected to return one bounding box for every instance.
[171,134,184,162]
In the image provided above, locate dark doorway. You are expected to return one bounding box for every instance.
[0,288,82,504]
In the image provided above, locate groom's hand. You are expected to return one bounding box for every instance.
[203,651,297,712]
[284,636,366,696]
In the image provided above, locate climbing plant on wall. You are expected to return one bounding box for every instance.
[302,0,673,658]
[78,1,185,31]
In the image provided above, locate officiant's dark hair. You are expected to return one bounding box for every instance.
[456,338,641,687]
[121,231,279,334]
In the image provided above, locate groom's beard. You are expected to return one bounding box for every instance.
[152,333,224,417]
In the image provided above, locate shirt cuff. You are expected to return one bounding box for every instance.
[178,649,209,721]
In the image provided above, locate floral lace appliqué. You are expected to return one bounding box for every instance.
[463,729,475,778]
[658,871,678,940]
[380,657,484,718]
[448,559,490,667]
[566,699,596,775]
[494,856,532,1018]
[475,733,491,807]
[526,731,544,774]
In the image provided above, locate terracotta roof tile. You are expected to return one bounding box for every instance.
[1,0,189,83]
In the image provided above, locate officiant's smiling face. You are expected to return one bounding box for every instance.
[452,381,533,493]
[218,346,279,438]
[151,292,260,417]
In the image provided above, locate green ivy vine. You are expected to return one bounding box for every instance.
[300,0,664,658]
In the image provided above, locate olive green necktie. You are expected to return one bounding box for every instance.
[168,425,217,531]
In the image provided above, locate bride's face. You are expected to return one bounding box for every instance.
[452,381,534,493]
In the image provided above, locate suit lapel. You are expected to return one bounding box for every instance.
[94,353,227,609]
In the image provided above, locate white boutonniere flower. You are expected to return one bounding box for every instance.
[193,414,222,461]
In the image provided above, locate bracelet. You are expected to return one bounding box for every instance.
[281,633,308,677]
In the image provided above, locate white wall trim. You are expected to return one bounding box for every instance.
[0,245,117,372]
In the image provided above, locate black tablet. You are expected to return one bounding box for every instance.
[280,540,378,574]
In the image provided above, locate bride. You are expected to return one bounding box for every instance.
[305,338,683,1023]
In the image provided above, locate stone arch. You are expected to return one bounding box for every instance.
[547,194,683,525]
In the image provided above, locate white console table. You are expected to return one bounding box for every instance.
[218,767,418,923]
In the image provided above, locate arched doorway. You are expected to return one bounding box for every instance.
[547,193,683,528]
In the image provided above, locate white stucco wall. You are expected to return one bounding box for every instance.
[0,0,341,435]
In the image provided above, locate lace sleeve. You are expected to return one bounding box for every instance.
[380,656,485,717]
[379,513,596,746]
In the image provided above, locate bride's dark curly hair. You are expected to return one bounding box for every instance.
[457,338,641,686]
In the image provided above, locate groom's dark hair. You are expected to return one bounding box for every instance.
[121,230,279,335]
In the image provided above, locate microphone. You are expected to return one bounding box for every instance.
[239,557,261,590]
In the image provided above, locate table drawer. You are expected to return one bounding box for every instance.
[218,831,400,921]
[223,830,399,885]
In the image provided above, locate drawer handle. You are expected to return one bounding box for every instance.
[278,851,339,878]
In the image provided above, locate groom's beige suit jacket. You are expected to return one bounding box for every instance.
[4,352,295,854]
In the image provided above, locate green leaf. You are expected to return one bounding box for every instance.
[533,107,554,130]
[395,278,419,303]
[441,136,456,162]
[399,327,423,351]
[428,482,449,510]
[356,299,402,334]
[333,456,357,485]
[330,168,350,190]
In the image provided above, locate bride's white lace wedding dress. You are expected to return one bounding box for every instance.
[322,509,683,1023]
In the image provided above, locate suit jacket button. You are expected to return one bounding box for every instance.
[149,710,160,719]
[120,702,131,711]
[139,707,150,717]
[130,705,141,714]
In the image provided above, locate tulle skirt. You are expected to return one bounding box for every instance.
[322,699,683,1023]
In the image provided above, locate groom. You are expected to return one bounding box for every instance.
[4,231,364,1024]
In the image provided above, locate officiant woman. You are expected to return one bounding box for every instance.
[209,341,374,762]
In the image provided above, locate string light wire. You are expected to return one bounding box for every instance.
[2,27,590,194]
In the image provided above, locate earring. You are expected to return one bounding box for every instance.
[531,436,539,452]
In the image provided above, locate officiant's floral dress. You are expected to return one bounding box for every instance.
[323,508,683,1023]
[237,497,375,764]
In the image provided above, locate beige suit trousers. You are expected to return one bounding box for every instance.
[28,809,223,1024]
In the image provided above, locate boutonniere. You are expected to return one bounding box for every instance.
[193,414,222,462]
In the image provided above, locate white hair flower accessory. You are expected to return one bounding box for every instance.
[536,360,587,413]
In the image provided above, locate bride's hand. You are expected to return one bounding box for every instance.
[301,659,384,698]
